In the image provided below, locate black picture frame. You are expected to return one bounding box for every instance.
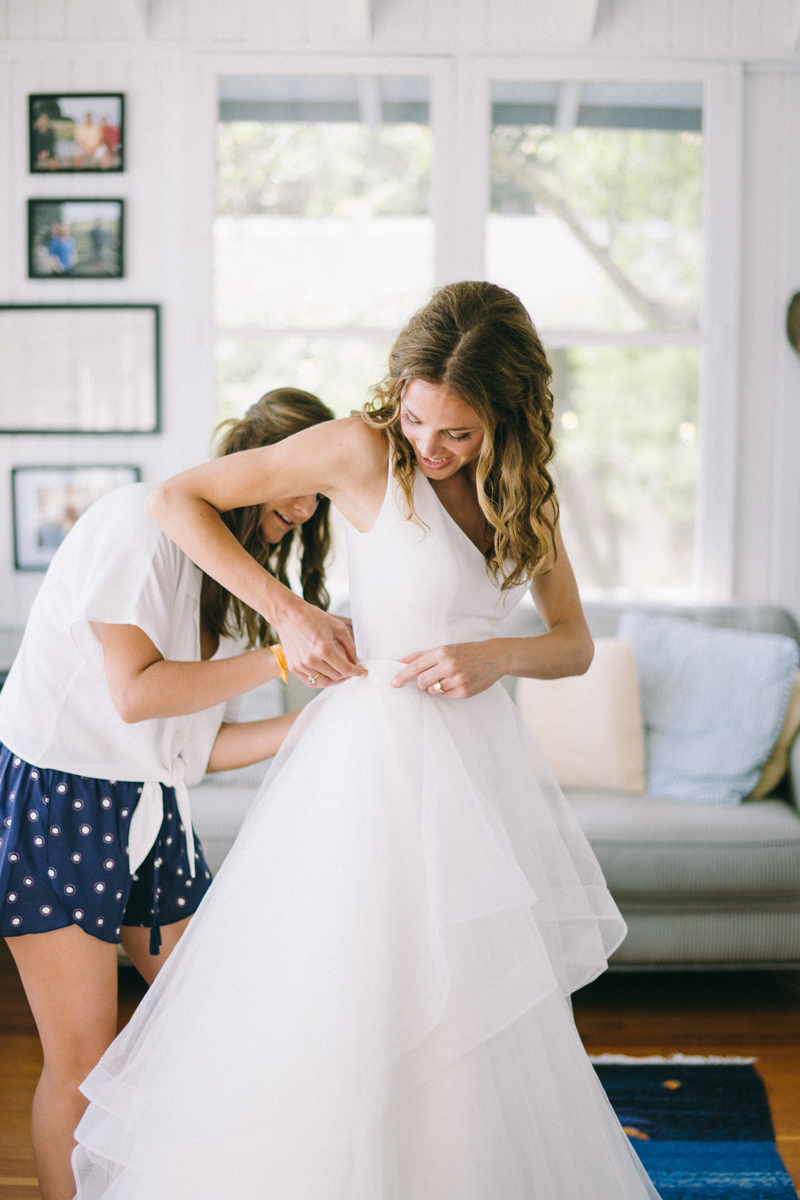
[0,304,161,434]
[12,464,141,571]
[28,197,124,279]
[29,92,125,173]
[787,293,800,357]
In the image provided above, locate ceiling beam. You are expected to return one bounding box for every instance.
[126,0,151,35]
[343,0,372,41]
[561,0,600,45]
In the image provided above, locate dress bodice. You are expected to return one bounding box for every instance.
[345,463,530,662]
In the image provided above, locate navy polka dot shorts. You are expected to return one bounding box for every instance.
[0,742,212,952]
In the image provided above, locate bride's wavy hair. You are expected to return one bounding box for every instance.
[201,388,335,648]
[362,281,558,591]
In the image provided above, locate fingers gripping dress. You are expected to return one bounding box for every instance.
[73,467,661,1200]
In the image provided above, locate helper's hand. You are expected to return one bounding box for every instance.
[275,601,366,688]
[391,640,511,699]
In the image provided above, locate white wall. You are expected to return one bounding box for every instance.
[735,66,800,615]
[0,29,217,631]
[0,0,799,643]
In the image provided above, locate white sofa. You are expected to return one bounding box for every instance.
[190,603,800,971]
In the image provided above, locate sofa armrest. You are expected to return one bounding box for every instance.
[789,735,800,812]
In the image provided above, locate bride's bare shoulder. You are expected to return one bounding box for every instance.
[327,413,386,450]
[317,415,390,529]
[319,414,388,480]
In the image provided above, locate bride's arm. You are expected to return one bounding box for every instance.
[391,523,593,698]
[145,418,382,687]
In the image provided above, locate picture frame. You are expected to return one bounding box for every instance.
[0,305,160,434]
[29,93,125,173]
[12,465,141,571]
[28,198,124,278]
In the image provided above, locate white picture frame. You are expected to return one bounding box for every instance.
[12,464,141,570]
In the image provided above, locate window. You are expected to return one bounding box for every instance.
[215,74,433,421]
[211,63,738,600]
[488,81,704,595]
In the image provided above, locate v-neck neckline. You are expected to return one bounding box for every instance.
[418,469,491,562]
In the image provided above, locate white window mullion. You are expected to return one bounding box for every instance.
[693,63,743,603]
[433,55,490,286]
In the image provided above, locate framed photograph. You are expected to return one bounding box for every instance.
[29,93,124,172]
[0,305,160,434]
[12,465,141,570]
[28,198,124,278]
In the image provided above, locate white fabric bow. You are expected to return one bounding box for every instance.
[127,756,196,879]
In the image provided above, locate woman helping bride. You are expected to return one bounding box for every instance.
[72,282,661,1199]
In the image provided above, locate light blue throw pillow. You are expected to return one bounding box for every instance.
[618,611,799,804]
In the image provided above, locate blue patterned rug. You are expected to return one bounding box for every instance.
[593,1056,797,1199]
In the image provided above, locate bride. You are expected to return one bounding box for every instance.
[72,282,660,1199]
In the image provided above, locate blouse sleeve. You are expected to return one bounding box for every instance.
[67,485,187,672]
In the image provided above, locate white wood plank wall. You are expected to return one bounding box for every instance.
[0,0,798,633]
[0,42,216,626]
[735,66,800,615]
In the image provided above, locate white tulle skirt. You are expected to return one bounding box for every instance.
[73,664,660,1199]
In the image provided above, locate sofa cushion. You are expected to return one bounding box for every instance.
[751,669,800,797]
[189,783,259,876]
[608,907,800,965]
[565,790,800,898]
[582,602,800,646]
[515,638,646,793]
[618,611,799,804]
[201,679,283,787]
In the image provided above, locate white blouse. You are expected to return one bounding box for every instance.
[0,484,246,875]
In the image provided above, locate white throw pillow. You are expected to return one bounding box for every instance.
[515,637,646,793]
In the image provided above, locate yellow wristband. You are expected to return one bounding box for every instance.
[271,643,288,683]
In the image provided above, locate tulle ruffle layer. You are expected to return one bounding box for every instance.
[73,676,657,1199]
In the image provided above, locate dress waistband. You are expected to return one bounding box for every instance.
[359,659,405,687]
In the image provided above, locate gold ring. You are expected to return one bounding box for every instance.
[433,680,443,692]
[307,673,320,686]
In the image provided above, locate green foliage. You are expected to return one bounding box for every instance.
[552,346,699,588]
[492,126,702,224]
[490,124,703,584]
[491,126,703,329]
[217,122,432,218]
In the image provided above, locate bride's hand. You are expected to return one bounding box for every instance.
[331,613,354,637]
[391,640,512,698]
[275,603,366,688]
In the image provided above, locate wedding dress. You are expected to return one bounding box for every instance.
[73,465,660,1200]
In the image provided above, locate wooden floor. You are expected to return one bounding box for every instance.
[1,939,798,1198]
[0,941,148,1200]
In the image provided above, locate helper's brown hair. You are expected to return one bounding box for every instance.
[362,282,558,590]
[201,388,335,647]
